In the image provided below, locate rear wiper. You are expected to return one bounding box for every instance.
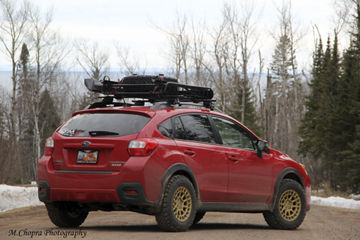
[88,131,119,137]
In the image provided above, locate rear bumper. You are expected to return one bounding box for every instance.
[37,156,160,208]
[38,179,152,206]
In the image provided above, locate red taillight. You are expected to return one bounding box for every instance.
[44,137,54,156]
[128,138,158,156]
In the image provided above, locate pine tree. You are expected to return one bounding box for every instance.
[298,39,327,185]
[320,37,339,186]
[17,43,34,182]
[298,39,324,158]
[298,35,343,188]
[39,89,60,154]
[299,3,360,191]
[267,17,304,158]
[335,42,360,191]
[230,82,261,136]
[332,3,360,192]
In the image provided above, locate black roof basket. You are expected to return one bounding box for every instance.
[84,75,215,109]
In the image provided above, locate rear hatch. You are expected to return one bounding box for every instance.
[52,111,151,172]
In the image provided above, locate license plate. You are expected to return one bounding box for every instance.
[77,150,98,164]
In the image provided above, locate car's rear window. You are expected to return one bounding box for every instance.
[58,113,150,137]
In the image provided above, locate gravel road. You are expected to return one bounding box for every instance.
[0,205,359,240]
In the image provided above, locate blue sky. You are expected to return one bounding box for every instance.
[0,0,341,71]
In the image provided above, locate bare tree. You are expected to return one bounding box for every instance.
[75,40,109,80]
[74,40,109,108]
[0,87,11,182]
[204,14,229,112]
[190,19,208,86]
[0,0,29,183]
[332,0,353,35]
[25,4,67,178]
[115,44,146,76]
[223,2,258,123]
[266,1,306,159]
[256,50,265,133]
[162,13,190,84]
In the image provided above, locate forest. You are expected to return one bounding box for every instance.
[0,0,359,194]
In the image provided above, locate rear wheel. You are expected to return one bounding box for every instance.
[45,202,88,228]
[155,175,196,232]
[263,179,306,230]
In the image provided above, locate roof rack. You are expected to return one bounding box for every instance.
[84,75,215,110]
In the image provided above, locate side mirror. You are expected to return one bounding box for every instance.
[256,140,269,158]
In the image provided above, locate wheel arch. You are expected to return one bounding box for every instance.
[270,168,304,211]
[160,163,200,205]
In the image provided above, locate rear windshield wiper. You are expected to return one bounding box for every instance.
[88,131,119,137]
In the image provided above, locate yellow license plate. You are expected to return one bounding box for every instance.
[77,150,98,164]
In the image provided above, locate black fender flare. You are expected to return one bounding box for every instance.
[270,167,304,211]
[160,163,200,206]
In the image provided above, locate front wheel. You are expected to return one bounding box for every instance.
[263,179,306,230]
[155,175,196,232]
[45,202,88,228]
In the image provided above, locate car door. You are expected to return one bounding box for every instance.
[211,115,273,204]
[172,114,229,202]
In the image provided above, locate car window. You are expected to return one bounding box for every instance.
[174,117,188,140]
[175,114,216,144]
[58,113,150,137]
[212,116,255,150]
[158,118,173,138]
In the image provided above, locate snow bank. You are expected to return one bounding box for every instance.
[0,184,43,212]
[311,196,360,210]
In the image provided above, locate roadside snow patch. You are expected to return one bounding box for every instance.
[311,196,360,210]
[350,194,360,200]
[0,184,43,212]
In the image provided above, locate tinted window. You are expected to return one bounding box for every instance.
[212,116,254,150]
[58,113,150,137]
[174,117,187,140]
[158,118,173,138]
[175,114,216,144]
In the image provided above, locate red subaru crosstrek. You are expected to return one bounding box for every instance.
[37,75,311,232]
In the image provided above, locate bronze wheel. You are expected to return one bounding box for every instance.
[155,175,196,232]
[263,179,306,230]
[279,189,301,221]
[172,186,192,222]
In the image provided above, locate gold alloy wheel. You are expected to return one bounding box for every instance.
[279,189,301,221]
[172,186,192,222]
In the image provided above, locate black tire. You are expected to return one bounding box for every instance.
[263,179,306,230]
[155,175,196,232]
[193,211,206,225]
[45,202,88,228]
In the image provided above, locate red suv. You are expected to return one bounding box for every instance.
[37,75,311,232]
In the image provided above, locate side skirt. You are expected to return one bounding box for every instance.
[199,202,271,213]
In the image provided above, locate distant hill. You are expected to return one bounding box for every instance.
[0,71,11,92]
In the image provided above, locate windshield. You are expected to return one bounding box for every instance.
[58,113,150,137]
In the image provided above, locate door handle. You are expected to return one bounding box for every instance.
[184,149,196,156]
[226,154,240,162]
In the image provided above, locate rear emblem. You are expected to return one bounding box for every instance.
[82,141,91,147]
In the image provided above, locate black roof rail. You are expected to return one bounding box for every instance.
[84,75,215,109]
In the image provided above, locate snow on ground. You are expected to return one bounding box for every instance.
[0,185,43,212]
[311,196,360,210]
[0,184,359,212]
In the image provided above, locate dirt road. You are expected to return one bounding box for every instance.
[0,205,359,240]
